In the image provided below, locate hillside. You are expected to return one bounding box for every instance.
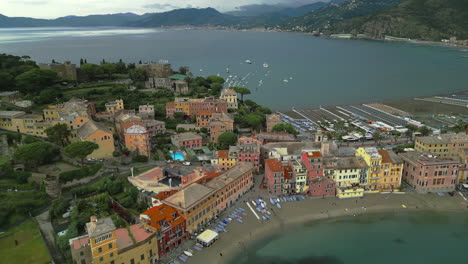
[129,8,243,27]
[330,0,468,40]
[281,0,404,31]
[0,13,143,27]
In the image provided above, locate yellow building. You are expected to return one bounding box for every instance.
[356,147,403,191]
[12,114,49,138]
[324,156,368,187]
[105,99,124,114]
[76,120,115,159]
[289,159,308,193]
[220,88,238,109]
[162,183,216,233]
[211,148,237,171]
[414,133,468,157]
[0,111,25,132]
[43,99,95,121]
[337,183,365,199]
[70,216,158,264]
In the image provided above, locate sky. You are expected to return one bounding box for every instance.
[1,0,327,19]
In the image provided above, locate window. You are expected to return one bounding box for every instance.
[98,247,102,253]
[99,257,103,262]
[81,260,86,264]
[108,243,112,249]
[130,259,135,264]
[141,254,145,260]
[110,253,114,257]
[80,251,84,256]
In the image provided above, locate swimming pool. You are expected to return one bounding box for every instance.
[169,151,185,161]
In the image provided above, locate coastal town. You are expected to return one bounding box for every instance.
[1,57,468,264]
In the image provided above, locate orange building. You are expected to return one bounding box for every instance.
[77,120,115,159]
[124,125,151,157]
[208,112,234,143]
[196,111,213,127]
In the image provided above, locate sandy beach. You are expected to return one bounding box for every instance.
[161,186,468,264]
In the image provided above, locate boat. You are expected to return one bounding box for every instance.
[245,60,252,64]
[270,198,276,205]
[276,203,281,209]
[283,79,289,83]
[184,251,193,257]
[263,63,269,68]
[226,68,230,73]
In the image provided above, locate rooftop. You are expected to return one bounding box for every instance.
[266,113,282,122]
[77,120,111,140]
[378,150,403,164]
[221,88,237,96]
[399,152,460,165]
[163,183,215,210]
[0,111,25,118]
[323,156,368,170]
[257,132,296,142]
[13,113,42,119]
[416,133,468,144]
[303,151,322,159]
[262,142,321,155]
[205,163,253,190]
[86,217,116,238]
[265,159,284,172]
[172,132,202,142]
[140,204,184,231]
[126,124,147,134]
[115,224,154,250]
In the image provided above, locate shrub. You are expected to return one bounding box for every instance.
[133,155,148,163]
[59,163,103,183]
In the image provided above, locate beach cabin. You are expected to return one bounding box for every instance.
[197,229,219,247]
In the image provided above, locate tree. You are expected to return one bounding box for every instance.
[80,63,101,81]
[232,87,251,101]
[372,131,384,144]
[272,123,298,137]
[243,114,264,131]
[45,123,71,146]
[80,58,84,65]
[15,68,58,94]
[100,63,117,79]
[218,132,237,150]
[64,141,99,166]
[210,83,223,94]
[178,66,189,75]
[13,142,59,169]
[207,75,225,84]
[128,68,147,81]
[419,126,431,136]
[36,88,63,105]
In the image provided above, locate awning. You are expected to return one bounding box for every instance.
[197,229,219,244]
[462,184,468,189]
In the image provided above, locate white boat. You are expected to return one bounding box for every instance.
[184,251,193,257]
[245,60,252,64]
[263,63,269,68]
[283,79,289,83]
[226,68,230,73]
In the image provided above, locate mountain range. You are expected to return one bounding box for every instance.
[0,0,467,41]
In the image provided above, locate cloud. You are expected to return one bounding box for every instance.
[143,3,181,10]
[8,0,47,5]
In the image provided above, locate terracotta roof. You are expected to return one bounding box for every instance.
[71,236,89,250]
[130,224,155,242]
[283,166,292,180]
[304,151,322,158]
[140,204,185,231]
[221,88,237,96]
[115,228,133,249]
[218,150,229,159]
[265,159,283,172]
[154,190,178,201]
[205,163,253,191]
[137,167,163,181]
[378,150,403,164]
[163,183,215,210]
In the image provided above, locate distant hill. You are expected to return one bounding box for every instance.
[281,0,404,31]
[0,13,143,27]
[330,0,468,40]
[128,8,243,27]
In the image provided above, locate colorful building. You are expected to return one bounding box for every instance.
[237,136,262,172]
[414,133,468,157]
[162,183,216,233]
[124,124,151,157]
[220,88,238,109]
[206,162,254,212]
[171,132,203,149]
[139,204,188,259]
[211,149,237,171]
[69,216,158,264]
[43,98,95,121]
[166,97,227,118]
[105,99,124,114]
[196,111,213,128]
[265,159,285,195]
[289,159,308,193]
[308,177,336,198]
[400,152,461,193]
[138,104,155,119]
[77,120,115,159]
[377,150,404,191]
[324,156,368,198]
[301,151,323,181]
[208,112,234,143]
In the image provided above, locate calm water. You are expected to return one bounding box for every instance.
[1,27,467,110]
[230,211,468,264]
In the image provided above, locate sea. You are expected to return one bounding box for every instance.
[1,27,467,110]
[229,211,468,264]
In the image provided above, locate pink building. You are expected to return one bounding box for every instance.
[400,152,461,193]
[265,159,285,195]
[171,132,203,149]
[308,177,336,198]
[237,136,262,172]
[301,151,323,181]
[206,162,254,213]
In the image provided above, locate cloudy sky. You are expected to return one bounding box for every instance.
[2,0,326,19]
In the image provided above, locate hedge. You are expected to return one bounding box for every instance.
[59,163,103,183]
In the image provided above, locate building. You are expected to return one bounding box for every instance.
[136,62,173,78]
[400,152,461,193]
[171,132,203,149]
[124,125,151,157]
[12,113,49,137]
[219,88,238,109]
[142,119,166,137]
[77,120,115,159]
[336,183,365,199]
[256,131,296,144]
[0,111,25,132]
[105,99,124,114]
[166,97,228,118]
[39,61,77,80]
[162,183,216,233]
[145,75,189,94]
[211,149,237,171]
[138,104,154,119]
[289,159,308,193]
[196,111,213,128]
[414,133,468,157]
[264,159,285,195]
[355,147,380,188]
[69,216,158,264]
[323,156,368,198]
[208,112,234,143]
[206,163,254,212]
[237,136,262,172]
[262,142,323,164]
[43,99,96,121]
[308,177,336,198]
[266,113,282,132]
[301,151,323,181]
[139,204,188,259]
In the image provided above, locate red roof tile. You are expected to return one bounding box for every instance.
[218,150,229,159]
[283,166,293,180]
[265,159,283,172]
[72,237,89,250]
[304,151,322,158]
[140,204,185,231]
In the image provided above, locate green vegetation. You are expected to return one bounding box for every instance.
[0,220,51,264]
[272,123,298,137]
[0,191,50,228]
[393,142,415,153]
[218,132,238,150]
[232,86,251,101]
[64,141,99,166]
[0,54,39,92]
[58,163,103,183]
[282,0,403,32]
[45,123,71,146]
[331,0,468,41]
[13,142,60,169]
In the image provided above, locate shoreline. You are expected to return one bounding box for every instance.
[184,192,467,264]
